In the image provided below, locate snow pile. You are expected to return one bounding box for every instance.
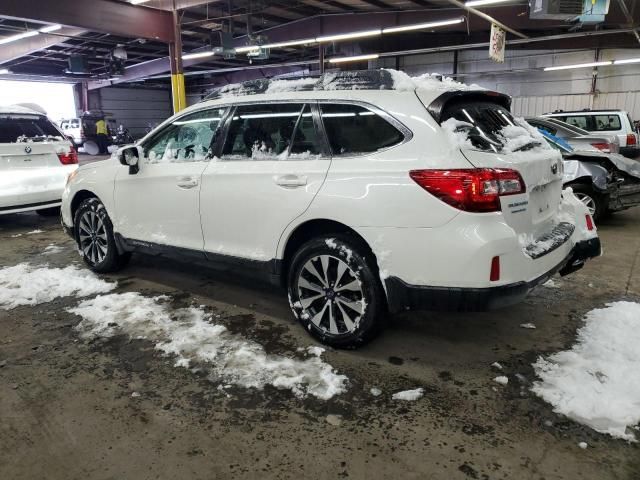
[70,293,348,400]
[520,323,537,329]
[392,388,424,401]
[0,264,116,309]
[386,69,484,92]
[532,302,640,441]
[43,244,64,255]
[440,118,475,150]
[265,77,317,94]
[494,376,509,385]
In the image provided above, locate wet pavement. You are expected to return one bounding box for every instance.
[1,209,639,480]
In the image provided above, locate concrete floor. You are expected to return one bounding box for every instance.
[1,208,639,480]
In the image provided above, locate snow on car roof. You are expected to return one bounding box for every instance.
[0,104,44,116]
[203,69,484,101]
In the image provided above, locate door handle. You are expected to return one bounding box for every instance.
[177,177,199,189]
[275,174,307,188]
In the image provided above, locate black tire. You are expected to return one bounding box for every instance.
[569,183,606,222]
[36,206,61,217]
[74,197,131,273]
[287,234,386,349]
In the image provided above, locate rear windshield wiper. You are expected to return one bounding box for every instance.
[513,141,541,152]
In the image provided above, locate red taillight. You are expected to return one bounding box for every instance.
[626,134,637,146]
[490,256,500,281]
[409,168,526,213]
[586,214,594,231]
[58,146,78,165]
[591,142,610,152]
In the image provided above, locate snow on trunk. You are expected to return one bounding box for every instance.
[0,263,116,309]
[70,292,348,400]
[532,301,640,441]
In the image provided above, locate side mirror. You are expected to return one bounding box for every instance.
[118,145,142,174]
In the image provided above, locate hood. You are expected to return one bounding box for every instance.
[564,150,640,180]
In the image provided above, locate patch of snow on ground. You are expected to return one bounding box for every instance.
[26,229,43,235]
[392,388,424,401]
[0,264,116,309]
[70,293,348,400]
[532,301,640,441]
[578,442,588,449]
[494,376,509,385]
[491,362,503,370]
[543,279,560,288]
[370,387,382,397]
[520,323,537,329]
[43,244,64,255]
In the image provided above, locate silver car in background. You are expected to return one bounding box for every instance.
[527,117,620,154]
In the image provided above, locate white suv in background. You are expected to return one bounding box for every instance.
[61,70,600,347]
[1,105,78,216]
[543,110,639,158]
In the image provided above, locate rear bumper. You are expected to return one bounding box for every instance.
[384,237,601,313]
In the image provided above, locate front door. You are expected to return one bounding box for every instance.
[200,102,331,262]
[113,107,227,251]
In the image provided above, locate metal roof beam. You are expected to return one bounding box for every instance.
[0,26,85,65]
[441,0,528,39]
[0,0,175,42]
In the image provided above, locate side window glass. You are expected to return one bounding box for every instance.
[320,104,404,156]
[221,103,303,160]
[593,115,621,131]
[145,108,226,163]
[289,105,324,159]
[565,116,589,130]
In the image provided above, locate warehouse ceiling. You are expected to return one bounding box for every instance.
[0,0,638,87]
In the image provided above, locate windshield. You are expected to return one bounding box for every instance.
[0,115,63,143]
[440,101,546,153]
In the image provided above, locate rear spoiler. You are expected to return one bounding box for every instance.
[426,90,512,124]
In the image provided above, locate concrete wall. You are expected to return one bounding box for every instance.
[88,86,172,139]
[377,48,640,120]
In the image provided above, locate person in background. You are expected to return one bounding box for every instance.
[95,117,108,154]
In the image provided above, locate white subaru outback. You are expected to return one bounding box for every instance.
[61,70,600,347]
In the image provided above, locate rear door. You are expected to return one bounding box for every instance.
[200,102,331,262]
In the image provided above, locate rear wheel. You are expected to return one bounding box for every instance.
[287,235,386,348]
[74,198,130,273]
[570,184,605,222]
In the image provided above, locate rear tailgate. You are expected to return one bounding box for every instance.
[417,89,568,243]
[0,142,73,208]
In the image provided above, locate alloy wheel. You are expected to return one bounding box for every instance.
[78,211,108,265]
[296,254,366,335]
[573,192,596,216]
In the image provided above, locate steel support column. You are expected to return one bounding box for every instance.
[169,8,187,114]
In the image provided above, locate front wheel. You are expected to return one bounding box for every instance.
[287,235,386,349]
[569,184,605,222]
[74,198,130,273]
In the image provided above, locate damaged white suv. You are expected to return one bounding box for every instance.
[61,70,600,348]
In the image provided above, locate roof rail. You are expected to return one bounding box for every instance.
[203,69,398,101]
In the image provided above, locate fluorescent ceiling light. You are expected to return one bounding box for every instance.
[317,29,382,43]
[182,51,215,60]
[614,57,640,65]
[0,30,39,46]
[544,61,612,71]
[382,17,465,34]
[329,53,380,64]
[236,38,316,53]
[40,24,62,33]
[0,68,10,74]
[130,0,151,4]
[0,24,62,46]
[465,0,516,6]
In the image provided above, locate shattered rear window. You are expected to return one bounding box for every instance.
[440,101,547,153]
[0,115,63,143]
